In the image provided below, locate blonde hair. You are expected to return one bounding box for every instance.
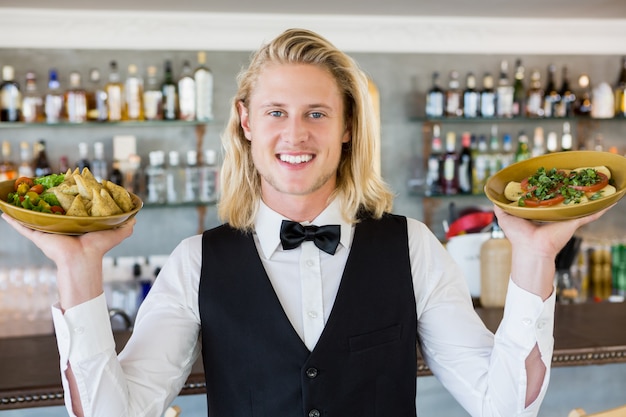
[218,28,394,230]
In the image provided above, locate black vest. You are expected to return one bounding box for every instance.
[199,213,417,417]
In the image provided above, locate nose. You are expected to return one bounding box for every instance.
[282,116,308,144]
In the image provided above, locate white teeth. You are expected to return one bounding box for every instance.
[279,154,313,164]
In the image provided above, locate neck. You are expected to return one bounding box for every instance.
[262,190,335,223]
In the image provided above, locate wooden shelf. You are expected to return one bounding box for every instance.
[1,302,625,410]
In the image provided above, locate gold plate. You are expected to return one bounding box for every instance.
[0,180,143,235]
[484,151,626,221]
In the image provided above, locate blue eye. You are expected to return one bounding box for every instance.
[310,112,323,119]
[269,110,283,117]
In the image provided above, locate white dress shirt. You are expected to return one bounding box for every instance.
[52,199,555,417]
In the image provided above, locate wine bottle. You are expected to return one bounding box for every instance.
[463,72,480,119]
[194,51,214,121]
[162,60,178,121]
[86,68,108,122]
[425,71,444,118]
[21,71,44,123]
[143,65,163,121]
[496,60,514,118]
[512,59,525,117]
[124,64,144,121]
[105,61,124,122]
[0,65,22,122]
[65,71,87,123]
[480,73,496,118]
[425,124,443,196]
[34,139,52,177]
[445,70,463,118]
[457,132,473,194]
[514,130,531,162]
[542,64,560,118]
[525,69,544,118]
[557,66,576,118]
[472,134,489,195]
[177,60,196,121]
[441,131,459,195]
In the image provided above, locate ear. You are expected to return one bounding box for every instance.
[341,122,351,144]
[237,100,252,141]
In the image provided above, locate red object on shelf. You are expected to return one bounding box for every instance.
[446,211,494,240]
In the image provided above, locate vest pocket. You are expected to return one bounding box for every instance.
[348,324,402,352]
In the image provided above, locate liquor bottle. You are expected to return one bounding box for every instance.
[177,60,196,121]
[166,151,186,204]
[441,131,459,195]
[512,59,526,117]
[525,69,544,118]
[65,71,88,123]
[557,66,576,118]
[124,64,144,121]
[487,124,502,177]
[425,71,444,118]
[194,51,214,121]
[542,64,560,118]
[425,124,443,196]
[162,60,178,121]
[444,70,463,118]
[500,133,515,168]
[614,56,626,117]
[91,141,108,182]
[0,141,18,181]
[496,60,514,118]
[561,121,573,151]
[472,134,489,195]
[44,69,64,123]
[480,217,512,308]
[514,131,531,162]
[457,132,473,194]
[33,139,52,177]
[480,73,496,118]
[105,61,124,122]
[18,141,34,178]
[0,65,22,122]
[199,149,219,203]
[76,142,91,171]
[575,74,593,117]
[463,72,480,119]
[21,71,44,123]
[546,131,559,153]
[531,126,546,157]
[143,65,163,121]
[184,149,200,202]
[86,68,108,121]
[145,151,167,204]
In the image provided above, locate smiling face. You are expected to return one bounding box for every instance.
[238,63,351,218]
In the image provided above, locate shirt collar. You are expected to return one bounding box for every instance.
[255,198,353,259]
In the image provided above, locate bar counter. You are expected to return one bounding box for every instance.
[1,302,625,410]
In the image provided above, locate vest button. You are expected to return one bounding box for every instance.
[306,367,318,378]
[308,409,321,417]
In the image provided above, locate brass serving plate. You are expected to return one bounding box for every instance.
[0,180,143,235]
[484,151,626,221]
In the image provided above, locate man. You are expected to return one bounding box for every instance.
[2,28,611,417]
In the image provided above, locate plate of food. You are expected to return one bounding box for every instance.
[484,151,626,221]
[0,168,142,235]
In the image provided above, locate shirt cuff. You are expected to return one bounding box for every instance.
[497,279,556,363]
[52,293,116,364]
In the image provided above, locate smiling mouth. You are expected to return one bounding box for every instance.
[279,154,314,164]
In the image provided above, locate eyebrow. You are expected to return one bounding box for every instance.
[259,102,335,112]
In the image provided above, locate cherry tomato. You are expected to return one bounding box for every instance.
[50,206,65,215]
[570,172,609,193]
[29,184,45,194]
[14,177,34,192]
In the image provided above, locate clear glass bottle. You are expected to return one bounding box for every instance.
[124,64,144,121]
[531,126,546,157]
[65,71,87,123]
[86,68,108,122]
[425,124,443,196]
[145,150,167,204]
[542,64,560,118]
[105,61,124,122]
[0,141,18,181]
[463,72,480,119]
[184,149,200,202]
[91,141,108,182]
[199,149,219,203]
[0,65,22,122]
[162,60,178,121]
[143,65,163,121]
[525,69,544,118]
[33,139,52,177]
[444,70,463,118]
[500,133,515,168]
[194,51,214,121]
[425,71,444,118]
[561,121,573,151]
[178,60,196,121]
[545,131,559,153]
[512,59,526,117]
[18,141,34,178]
[496,60,514,118]
[514,130,531,162]
[21,71,44,123]
[480,217,512,308]
[480,73,496,118]
[166,150,186,204]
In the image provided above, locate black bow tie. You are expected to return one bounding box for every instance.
[280,220,341,255]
